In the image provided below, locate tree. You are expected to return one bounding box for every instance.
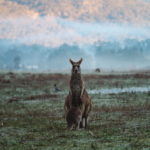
[14,56,21,70]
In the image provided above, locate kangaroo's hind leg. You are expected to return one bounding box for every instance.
[75,116,82,130]
[85,116,89,129]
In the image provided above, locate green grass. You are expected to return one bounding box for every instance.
[0,71,150,149]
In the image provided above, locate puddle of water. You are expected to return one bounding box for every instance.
[88,86,150,94]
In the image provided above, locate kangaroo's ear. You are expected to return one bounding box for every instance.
[69,58,75,65]
[78,58,83,64]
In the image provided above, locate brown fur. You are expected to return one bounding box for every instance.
[64,58,92,128]
[95,68,100,73]
[66,107,82,131]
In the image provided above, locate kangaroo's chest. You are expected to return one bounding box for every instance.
[71,82,81,93]
[70,80,82,102]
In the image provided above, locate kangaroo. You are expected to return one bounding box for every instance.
[64,58,92,128]
[66,107,82,131]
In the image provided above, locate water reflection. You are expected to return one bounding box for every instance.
[88,86,150,94]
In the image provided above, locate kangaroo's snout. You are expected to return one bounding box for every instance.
[74,66,78,73]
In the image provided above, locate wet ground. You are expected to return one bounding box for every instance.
[0,71,150,149]
[88,86,150,94]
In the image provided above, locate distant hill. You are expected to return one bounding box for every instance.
[0,0,150,46]
[0,0,38,19]
[2,0,150,25]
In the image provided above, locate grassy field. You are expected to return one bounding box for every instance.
[0,71,150,150]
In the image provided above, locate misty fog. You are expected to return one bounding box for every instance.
[0,17,150,71]
[1,16,150,46]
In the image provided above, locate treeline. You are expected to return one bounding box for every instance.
[0,38,150,70]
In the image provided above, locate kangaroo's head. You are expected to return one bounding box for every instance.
[69,58,83,74]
